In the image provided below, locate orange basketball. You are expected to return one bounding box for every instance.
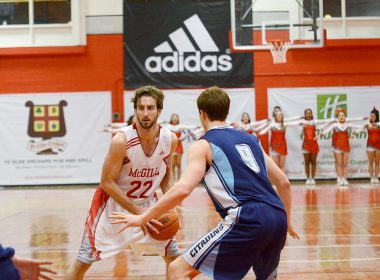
[149,210,179,241]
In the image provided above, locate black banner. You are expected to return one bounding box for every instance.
[124,0,253,89]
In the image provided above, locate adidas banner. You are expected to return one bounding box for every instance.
[123,0,253,88]
[268,87,380,180]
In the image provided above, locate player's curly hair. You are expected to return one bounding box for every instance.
[131,86,164,110]
[197,86,230,121]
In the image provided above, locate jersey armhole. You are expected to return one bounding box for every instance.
[198,137,212,173]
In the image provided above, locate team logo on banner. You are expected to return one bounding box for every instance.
[25,100,68,154]
[317,94,347,119]
[145,14,232,73]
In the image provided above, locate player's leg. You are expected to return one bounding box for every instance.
[374,150,380,181]
[168,256,200,280]
[252,206,287,280]
[279,155,286,173]
[303,153,311,183]
[173,154,180,180]
[367,150,375,182]
[334,152,343,184]
[342,152,350,184]
[271,154,280,169]
[64,260,91,280]
[310,153,318,182]
[177,154,182,179]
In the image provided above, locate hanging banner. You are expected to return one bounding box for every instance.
[0,92,111,185]
[268,87,380,179]
[123,0,253,88]
[124,88,255,165]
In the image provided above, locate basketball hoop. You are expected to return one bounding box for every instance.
[267,40,291,64]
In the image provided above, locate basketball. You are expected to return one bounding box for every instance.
[149,210,180,241]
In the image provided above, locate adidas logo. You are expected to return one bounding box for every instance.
[145,14,232,73]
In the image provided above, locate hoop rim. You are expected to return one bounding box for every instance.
[266,39,291,45]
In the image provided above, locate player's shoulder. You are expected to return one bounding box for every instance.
[112,131,127,146]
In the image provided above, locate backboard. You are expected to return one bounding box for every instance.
[230,0,324,51]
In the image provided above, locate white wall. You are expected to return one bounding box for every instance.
[86,0,123,16]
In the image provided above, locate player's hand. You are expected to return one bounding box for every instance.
[109,212,162,234]
[141,220,162,237]
[13,257,57,280]
[288,225,300,239]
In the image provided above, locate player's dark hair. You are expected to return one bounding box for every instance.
[127,115,135,125]
[272,106,281,118]
[241,112,251,123]
[304,108,314,119]
[170,113,180,125]
[197,86,230,121]
[131,86,164,110]
[371,107,379,123]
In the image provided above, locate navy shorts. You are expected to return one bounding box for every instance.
[182,203,287,280]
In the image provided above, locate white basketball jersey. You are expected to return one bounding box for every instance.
[115,124,172,204]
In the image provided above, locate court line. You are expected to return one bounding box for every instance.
[280,257,380,263]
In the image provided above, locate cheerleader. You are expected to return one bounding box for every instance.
[235,112,268,135]
[164,114,199,181]
[322,108,364,187]
[300,109,320,185]
[259,110,288,172]
[358,108,380,184]
[258,107,302,172]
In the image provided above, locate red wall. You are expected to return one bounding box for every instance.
[1,34,380,150]
[0,34,125,121]
[254,41,380,150]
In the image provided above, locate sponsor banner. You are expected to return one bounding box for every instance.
[0,92,111,185]
[125,88,255,165]
[268,87,380,179]
[123,0,253,88]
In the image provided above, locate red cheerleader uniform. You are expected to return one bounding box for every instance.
[367,127,380,150]
[332,128,350,152]
[270,128,287,155]
[174,131,183,154]
[302,125,319,154]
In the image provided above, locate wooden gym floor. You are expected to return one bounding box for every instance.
[0,181,379,279]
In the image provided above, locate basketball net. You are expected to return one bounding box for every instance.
[267,40,291,64]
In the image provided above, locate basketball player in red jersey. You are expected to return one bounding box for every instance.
[65,86,181,280]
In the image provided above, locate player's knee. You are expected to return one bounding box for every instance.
[168,260,186,280]
[64,260,91,280]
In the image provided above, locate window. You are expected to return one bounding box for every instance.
[303,0,380,18]
[0,0,84,48]
[303,0,341,18]
[346,0,380,17]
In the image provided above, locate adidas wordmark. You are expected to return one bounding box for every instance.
[144,14,233,73]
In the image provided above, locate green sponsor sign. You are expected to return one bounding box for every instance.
[317,94,347,119]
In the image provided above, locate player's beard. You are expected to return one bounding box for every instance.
[137,114,159,129]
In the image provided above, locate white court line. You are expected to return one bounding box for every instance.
[280,257,380,263]
[284,244,380,249]
[300,234,380,237]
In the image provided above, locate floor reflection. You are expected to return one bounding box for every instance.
[0,182,379,279]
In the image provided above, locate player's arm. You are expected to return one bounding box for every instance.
[160,132,177,194]
[264,151,300,239]
[110,140,209,229]
[100,132,143,215]
[320,122,335,135]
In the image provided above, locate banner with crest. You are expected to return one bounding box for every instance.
[0,92,111,185]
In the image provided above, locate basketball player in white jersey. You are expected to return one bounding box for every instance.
[64,86,181,280]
